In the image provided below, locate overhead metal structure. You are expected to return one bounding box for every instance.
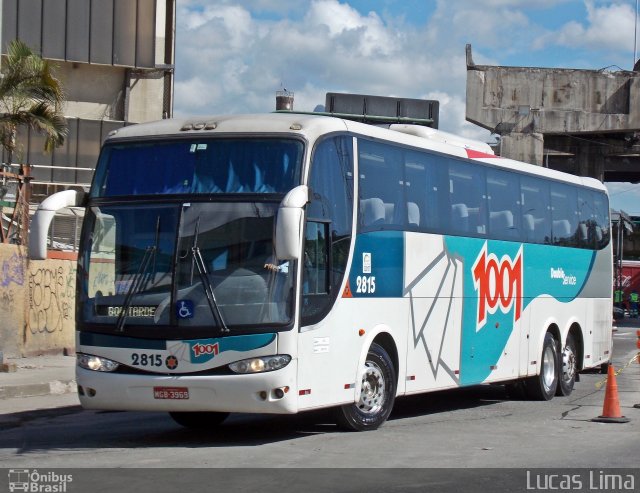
[465,44,640,183]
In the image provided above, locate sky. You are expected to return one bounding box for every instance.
[173,0,640,212]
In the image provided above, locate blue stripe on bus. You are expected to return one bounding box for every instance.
[349,231,404,297]
[79,332,277,365]
[186,333,277,364]
[444,237,596,385]
[347,232,598,385]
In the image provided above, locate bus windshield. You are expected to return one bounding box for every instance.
[90,138,304,197]
[79,201,295,335]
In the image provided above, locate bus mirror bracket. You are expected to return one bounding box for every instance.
[28,190,87,260]
[275,185,309,260]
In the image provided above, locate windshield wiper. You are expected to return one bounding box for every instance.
[116,216,160,332]
[191,216,229,333]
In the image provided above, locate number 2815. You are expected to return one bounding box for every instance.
[356,275,376,294]
[132,353,162,367]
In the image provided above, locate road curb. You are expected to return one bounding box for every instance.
[0,379,76,400]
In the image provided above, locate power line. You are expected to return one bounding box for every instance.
[609,185,640,196]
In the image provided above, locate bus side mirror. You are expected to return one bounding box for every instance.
[29,190,86,260]
[275,185,309,260]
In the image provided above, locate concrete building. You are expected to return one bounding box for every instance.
[0,0,176,198]
[465,44,640,183]
[0,0,176,356]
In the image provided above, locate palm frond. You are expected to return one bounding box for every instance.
[5,39,33,64]
[0,39,67,156]
[25,102,67,150]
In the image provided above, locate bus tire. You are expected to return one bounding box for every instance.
[556,332,577,396]
[525,332,558,401]
[169,411,229,429]
[335,343,397,431]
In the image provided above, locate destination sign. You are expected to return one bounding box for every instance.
[97,306,157,317]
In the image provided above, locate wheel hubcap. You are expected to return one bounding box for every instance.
[562,346,576,383]
[542,345,556,392]
[357,361,385,414]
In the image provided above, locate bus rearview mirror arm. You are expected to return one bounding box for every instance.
[28,190,87,260]
[275,185,310,260]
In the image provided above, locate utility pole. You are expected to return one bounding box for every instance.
[635,0,639,68]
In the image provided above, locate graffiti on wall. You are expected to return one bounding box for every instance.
[0,252,24,320]
[0,289,15,311]
[0,245,78,354]
[28,264,76,334]
[1,253,24,287]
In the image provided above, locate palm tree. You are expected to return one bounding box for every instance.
[0,39,67,165]
[0,39,67,244]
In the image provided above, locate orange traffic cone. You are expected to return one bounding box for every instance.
[591,364,630,423]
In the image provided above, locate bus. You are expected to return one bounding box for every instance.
[30,111,613,431]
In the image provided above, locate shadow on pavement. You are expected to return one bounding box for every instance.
[0,384,509,453]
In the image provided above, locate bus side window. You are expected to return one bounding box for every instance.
[577,188,610,250]
[521,176,551,244]
[451,203,469,232]
[551,182,579,247]
[592,191,610,249]
[449,161,486,237]
[487,168,521,241]
[405,150,446,231]
[407,201,420,227]
[358,140,404,231]
[360,198,386,227]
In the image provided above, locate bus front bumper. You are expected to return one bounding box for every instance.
[76,361,298,414]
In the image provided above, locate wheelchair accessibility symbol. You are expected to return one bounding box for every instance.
[176,300,194,319]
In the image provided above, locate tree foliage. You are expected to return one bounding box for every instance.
[0,39,67,163]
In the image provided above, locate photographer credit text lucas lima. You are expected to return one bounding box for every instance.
[526,471,635,491]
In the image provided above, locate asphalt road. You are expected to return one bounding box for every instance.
[0,324,638,492]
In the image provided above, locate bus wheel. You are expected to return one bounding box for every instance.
[335,343,397,431]
[525,332,558,401]
[169,411,229,429]
[556,333,577,396]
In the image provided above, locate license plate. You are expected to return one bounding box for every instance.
[153,387,189,400]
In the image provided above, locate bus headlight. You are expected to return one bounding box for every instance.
[229,355,291,374]
[77,354,120,372]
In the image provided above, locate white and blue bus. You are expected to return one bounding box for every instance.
[31,111,613,431]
